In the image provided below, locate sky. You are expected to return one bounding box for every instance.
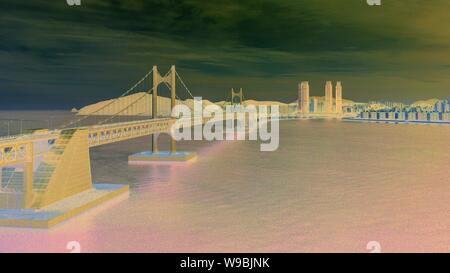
[1,0,450,109]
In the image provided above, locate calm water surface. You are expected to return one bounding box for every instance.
[0,112,449,252]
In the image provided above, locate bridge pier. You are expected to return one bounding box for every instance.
[129,132,196,163]
[151,133,178,155]
[171,137,177,154]
[152,133,159,154]
[153,133,177,155]
[23,142,34,209]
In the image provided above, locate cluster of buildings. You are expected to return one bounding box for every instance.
[357,99,450,123]
[298,81,343,115]
[365,101,406,112]
[294,80,449,123]
[434,99,450,113]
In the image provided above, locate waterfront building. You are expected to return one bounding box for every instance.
[335,82,343,114]
[435,101,443,113]
[407,112,417,121]
[354,98,450,123]
[417,112,428,121]
[298,82,310,114]
[443,113,450,121]
[378,112,387,120]
[430,112,440,121]
[325,81,333,113]
[311,97,319,113]
[343,106,353,113]
[434,99,450,113]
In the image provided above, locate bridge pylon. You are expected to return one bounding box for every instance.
[129,65,196,163]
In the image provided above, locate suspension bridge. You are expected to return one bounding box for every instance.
[0,65,208,228]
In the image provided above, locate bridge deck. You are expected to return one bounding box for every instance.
[0,118,176,167]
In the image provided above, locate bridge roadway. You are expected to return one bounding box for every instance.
[0,117,176,168]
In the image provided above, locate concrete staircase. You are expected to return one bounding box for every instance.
[1,168,24,192]
[31,129,77,208]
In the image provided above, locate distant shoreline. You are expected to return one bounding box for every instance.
[344,117,450,125]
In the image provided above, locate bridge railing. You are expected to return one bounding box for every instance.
[86,118,175,147]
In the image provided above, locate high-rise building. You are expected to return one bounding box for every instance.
[435,100,443,112]
[435,99,450,113]
[312,97,318,113]
[325,81,333,113]
[335,81,343,114]
[298,82,310,114]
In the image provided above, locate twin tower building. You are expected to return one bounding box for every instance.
[298,81,343,114]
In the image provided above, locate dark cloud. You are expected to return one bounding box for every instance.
[1,0,450,109]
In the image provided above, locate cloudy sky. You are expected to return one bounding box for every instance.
[1,0,450,109]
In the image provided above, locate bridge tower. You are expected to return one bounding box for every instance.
[129,65,196,163]
[150,65,177,155]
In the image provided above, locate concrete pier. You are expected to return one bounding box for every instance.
[129,151,197,162]
[0,184,129,228]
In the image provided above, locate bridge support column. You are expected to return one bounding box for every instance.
[170,138,177,154]
[129,133,196,163]
[170,65,177,155]
[23,142,34,209]
[153,65,159,119]
[152,133,159,154]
